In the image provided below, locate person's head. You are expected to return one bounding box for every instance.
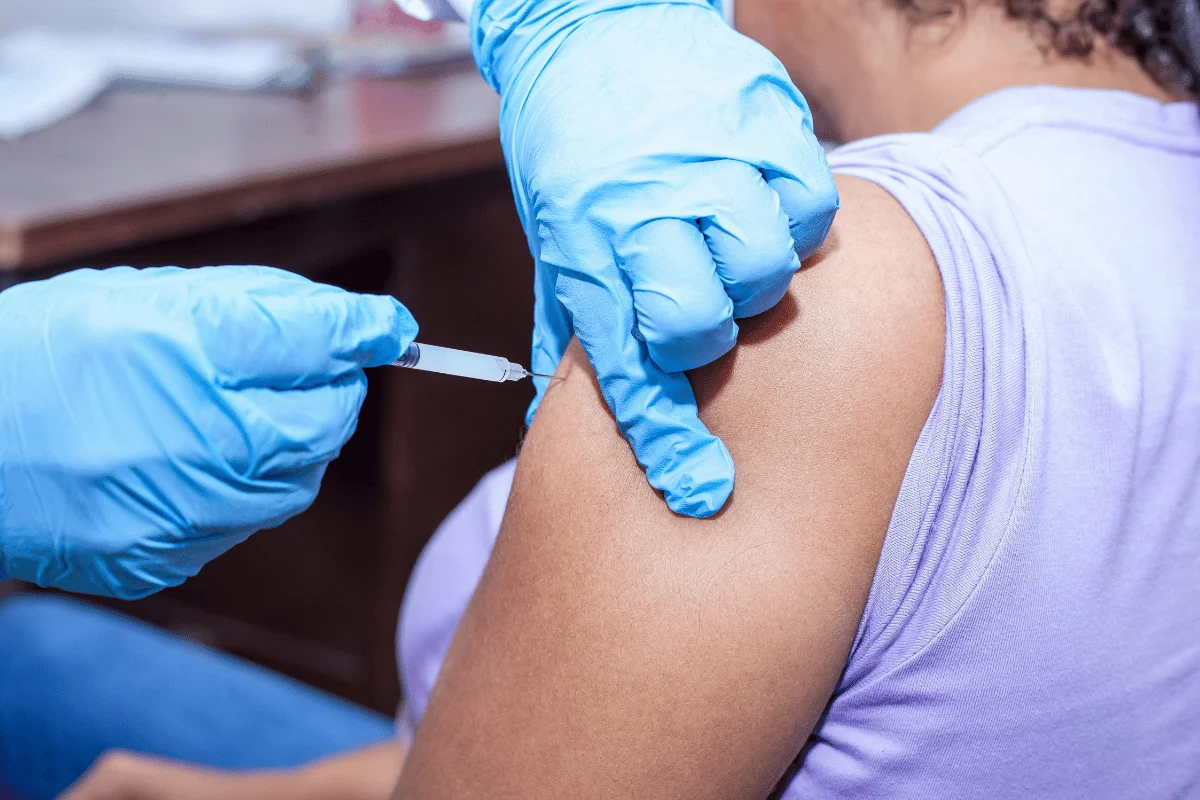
[735,0,1200,141]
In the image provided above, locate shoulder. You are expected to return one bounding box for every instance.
[519,172,947,569]
[521,169,951,706]
[394,173,950,800]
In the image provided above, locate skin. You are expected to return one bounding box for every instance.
[740,0,1181,142]
[68,1,1177,798]
[59,743,405,800]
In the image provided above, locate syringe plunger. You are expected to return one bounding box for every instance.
[392,343,531,382]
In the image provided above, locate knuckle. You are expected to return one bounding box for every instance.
[96,749,132,770]
[79,750,135,791]
[714,223,799,312]
[639,292,731,347]
[784,177,840,258]
[724,234,798,287]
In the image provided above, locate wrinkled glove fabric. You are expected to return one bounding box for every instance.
[0,266,417,599]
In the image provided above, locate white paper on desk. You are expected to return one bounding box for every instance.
[0,27,314,140]
[0,55,110,141]
[0,0,352,35]
[1,28,313,92]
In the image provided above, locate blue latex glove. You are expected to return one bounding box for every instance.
[474,0,838,517]
[0,266,416,599]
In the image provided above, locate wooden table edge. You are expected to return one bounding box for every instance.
[1,134,504,272]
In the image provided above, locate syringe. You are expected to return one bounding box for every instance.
[389,342,561,383]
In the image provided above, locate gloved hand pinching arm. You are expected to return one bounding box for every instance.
[0,266,417,599]
[476,0,838,517]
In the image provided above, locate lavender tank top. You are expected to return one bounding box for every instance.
[397,86,1200,797]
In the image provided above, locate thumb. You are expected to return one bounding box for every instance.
[763,160,839,263]
[194,273,418,389]
[556,269,734,518]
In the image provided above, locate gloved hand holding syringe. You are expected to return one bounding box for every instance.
[391,342,562,383]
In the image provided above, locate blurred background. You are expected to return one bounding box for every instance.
[0,0,531,715]
[1,0,352,32]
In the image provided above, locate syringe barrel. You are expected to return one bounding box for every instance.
[395,343,521,382]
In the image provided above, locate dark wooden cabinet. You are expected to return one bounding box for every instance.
[1,71,533,715]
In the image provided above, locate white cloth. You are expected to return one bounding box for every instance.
[0,53,108,140]
[0,28,312,140]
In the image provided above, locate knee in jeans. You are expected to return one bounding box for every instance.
[0,594,112,661]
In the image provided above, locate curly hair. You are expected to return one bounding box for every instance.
[893,0,1200,93]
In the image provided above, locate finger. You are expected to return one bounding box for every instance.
[621,217,738,374]
[191,269,418,389]
[699,161,802,319]
[727,60,840,262]
[555,268,734,518]
[65,457,326,598]
[763,161,839,263]
[221,371,370,479]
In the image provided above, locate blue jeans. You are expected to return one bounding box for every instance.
[0,594,395,800]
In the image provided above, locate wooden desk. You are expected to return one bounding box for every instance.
[1,71,534,714]
[0,70,503,272]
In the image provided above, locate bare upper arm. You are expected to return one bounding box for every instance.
[394,176,945,800]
